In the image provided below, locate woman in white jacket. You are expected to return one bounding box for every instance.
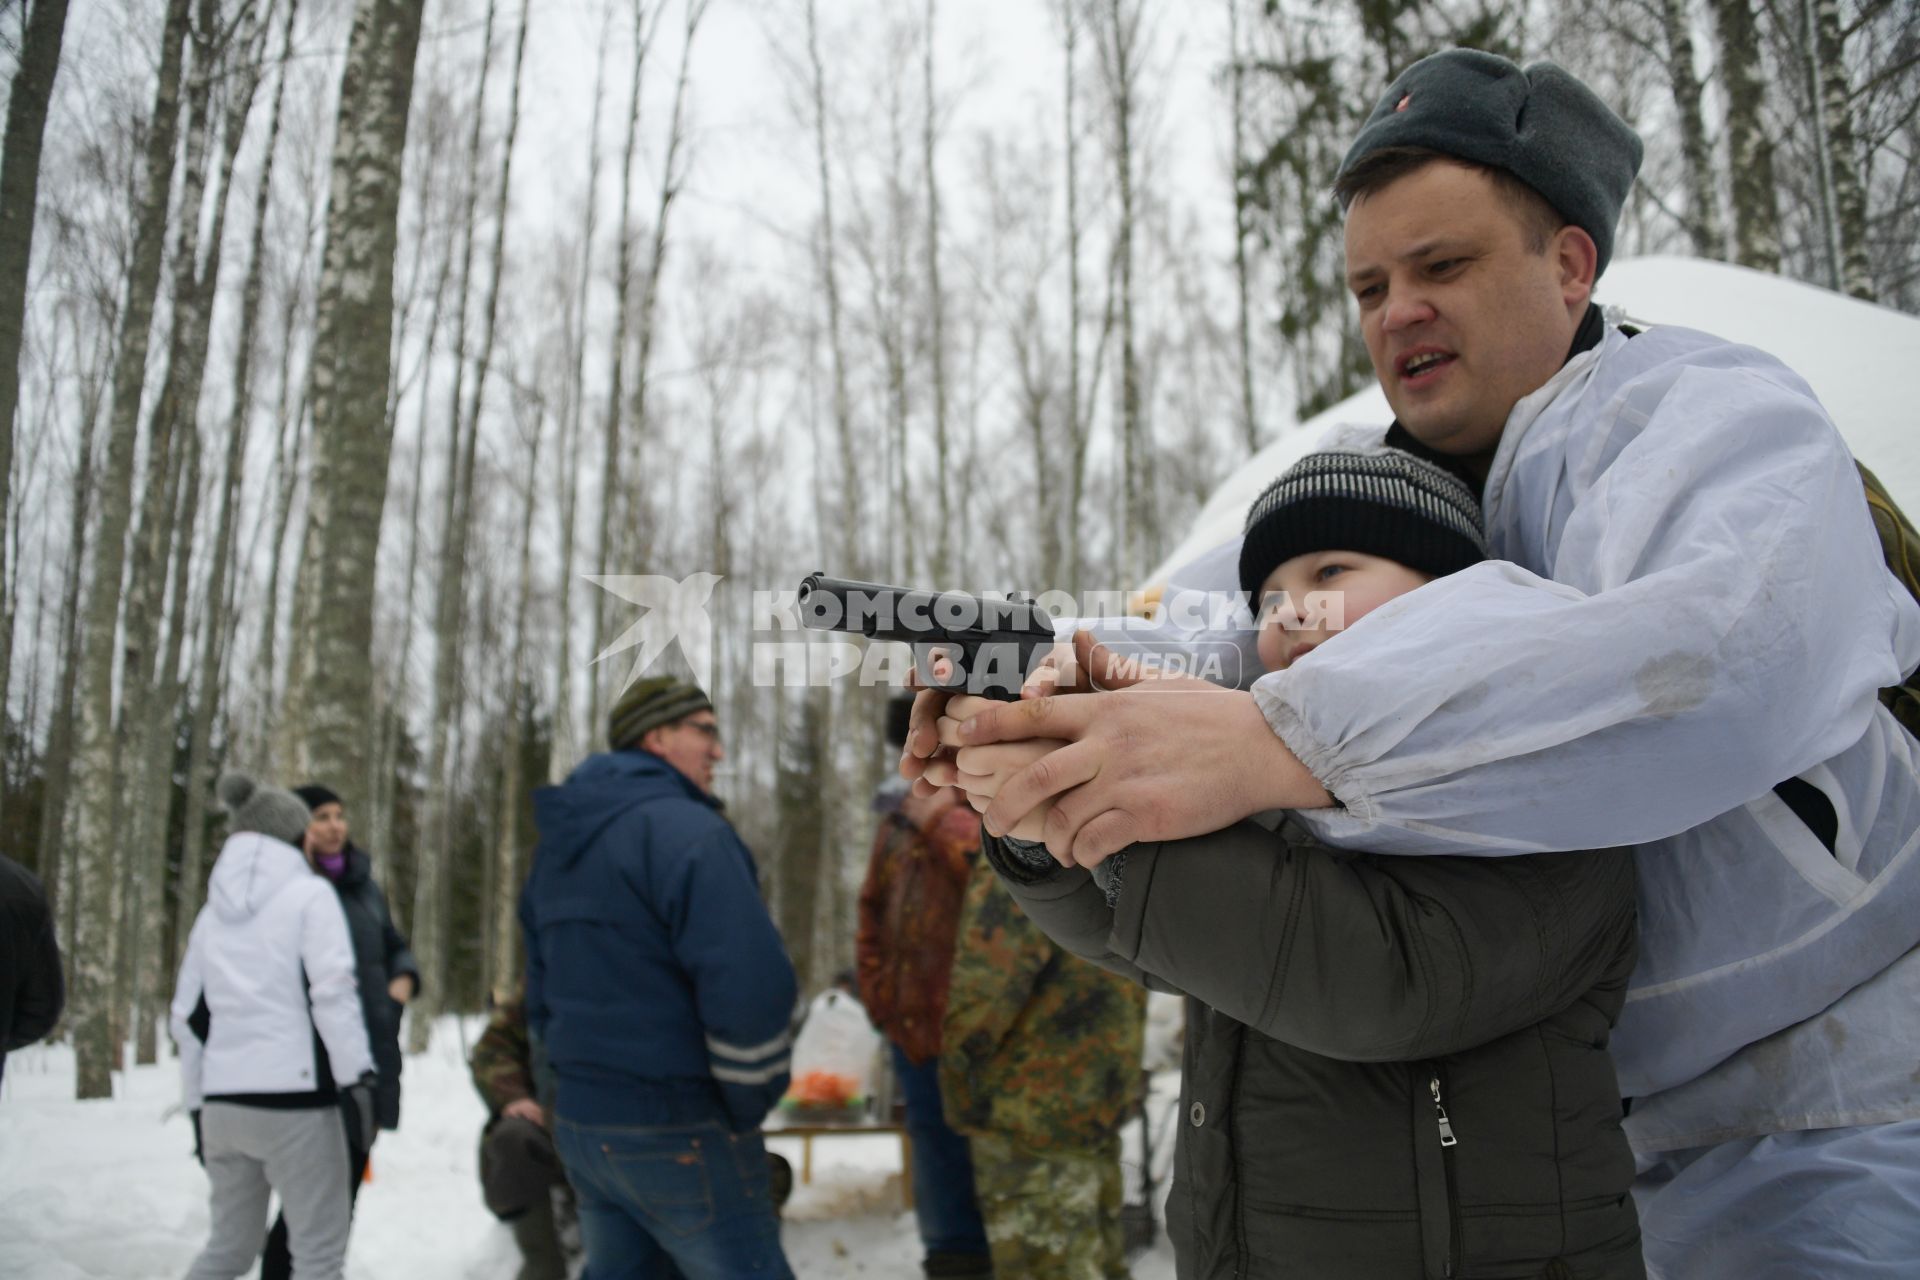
[170,774,376,1280]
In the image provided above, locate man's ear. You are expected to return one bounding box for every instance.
[1554,224,1599,313]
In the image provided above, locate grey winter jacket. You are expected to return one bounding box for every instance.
[987,816,1645,1280]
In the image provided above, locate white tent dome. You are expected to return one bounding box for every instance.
[1146,256,1920,587]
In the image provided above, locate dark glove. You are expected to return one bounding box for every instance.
[191,1108,204,1166]
[341,1074,378,1154]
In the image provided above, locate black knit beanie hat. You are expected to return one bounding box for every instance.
[1337,48,1643,276]
[1238,447,1490,599]
[608,675,714,750]
[294,783,343,811]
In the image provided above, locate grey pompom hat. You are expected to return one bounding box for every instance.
[1337,48,1644,275]
[216,772,313,847]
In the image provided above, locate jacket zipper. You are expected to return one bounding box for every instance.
[1428,1068,1463,1278]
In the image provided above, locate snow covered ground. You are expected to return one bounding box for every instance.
[0,1021,1179,1278]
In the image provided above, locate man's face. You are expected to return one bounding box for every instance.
[645,712,725,795]
[1343,161,1593,463]
[305,802,349,858]
[1255,550,1432,672]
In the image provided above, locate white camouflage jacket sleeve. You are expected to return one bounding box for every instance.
[1251,333,1920,855]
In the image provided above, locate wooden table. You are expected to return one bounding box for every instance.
[762,1112,914,1209]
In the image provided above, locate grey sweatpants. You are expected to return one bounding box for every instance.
[186,1102,351,1280]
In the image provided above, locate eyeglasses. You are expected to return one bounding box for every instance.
[680,719,723,746]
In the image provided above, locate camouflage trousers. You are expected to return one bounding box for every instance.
[968,1132,1128,1280]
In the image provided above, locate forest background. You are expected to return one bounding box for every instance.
[1,0,1915,1098]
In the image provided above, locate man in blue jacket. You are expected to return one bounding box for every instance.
[521,675,798,1279]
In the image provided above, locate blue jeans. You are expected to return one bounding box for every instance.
[554,1116,792,1280]
[893,1043,990,1259]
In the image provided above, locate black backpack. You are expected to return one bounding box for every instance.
[1858,461,1920,738]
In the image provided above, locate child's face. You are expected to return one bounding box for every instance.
[1255,550,1432,671]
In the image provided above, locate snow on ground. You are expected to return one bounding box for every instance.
[0,1021,1178,1278]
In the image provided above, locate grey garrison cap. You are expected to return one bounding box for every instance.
[1338,48,1644,275]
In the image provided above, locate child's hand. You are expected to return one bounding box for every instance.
[936,695,1005,748]
[951,735,1072,852]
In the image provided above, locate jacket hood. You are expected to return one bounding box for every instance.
[533,749,714,869]
[207,831,314,923]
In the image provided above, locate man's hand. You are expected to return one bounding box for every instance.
[502,1097,546,1128]
[388,974,416,1005]
[950,632,1333,866]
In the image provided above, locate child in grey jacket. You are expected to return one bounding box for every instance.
[964,447,1646,1280]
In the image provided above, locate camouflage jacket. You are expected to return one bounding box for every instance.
[940,851,1146,1152]
[855,801,979,1065]
[471,996,535,1116]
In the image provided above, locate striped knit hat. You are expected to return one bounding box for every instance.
[1238,447,1489,598]
[608,675,714,751]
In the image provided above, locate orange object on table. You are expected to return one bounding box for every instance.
[784,1070,861,1110]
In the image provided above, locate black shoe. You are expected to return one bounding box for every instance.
[923,1252,993,1278]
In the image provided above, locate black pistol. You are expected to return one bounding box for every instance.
[796,573,1058,700]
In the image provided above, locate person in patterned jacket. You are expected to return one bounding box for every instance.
[940,848,1146,1279]
[470,992,575,1280]
[856,695,991,1278]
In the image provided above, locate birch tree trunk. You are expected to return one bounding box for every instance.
[250,160,321,765]
[37,326,105,948]
[1709,0,1783,272]
[410,0,503,1051]
[489,389,544,1003]
[852,52,913,585]
[1810,0,1874,299]
[64,0,192,1098]
[551,4,613,785]
[620,0,706,577]
[414,0,533,1047]
[922,0,953,581]
[1658,0,1726,259]
[1094,0,1149,581]
[176,0,300,974]
[128,2,263,1062]
[592,0,659,728]
[291,0,427,800]
[805,0,863,574]
[1060,0,1086,591]
[0,0,72,709]
[1227,0,1258,455]
[131,428,200,1063]
[368,196,452,874]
